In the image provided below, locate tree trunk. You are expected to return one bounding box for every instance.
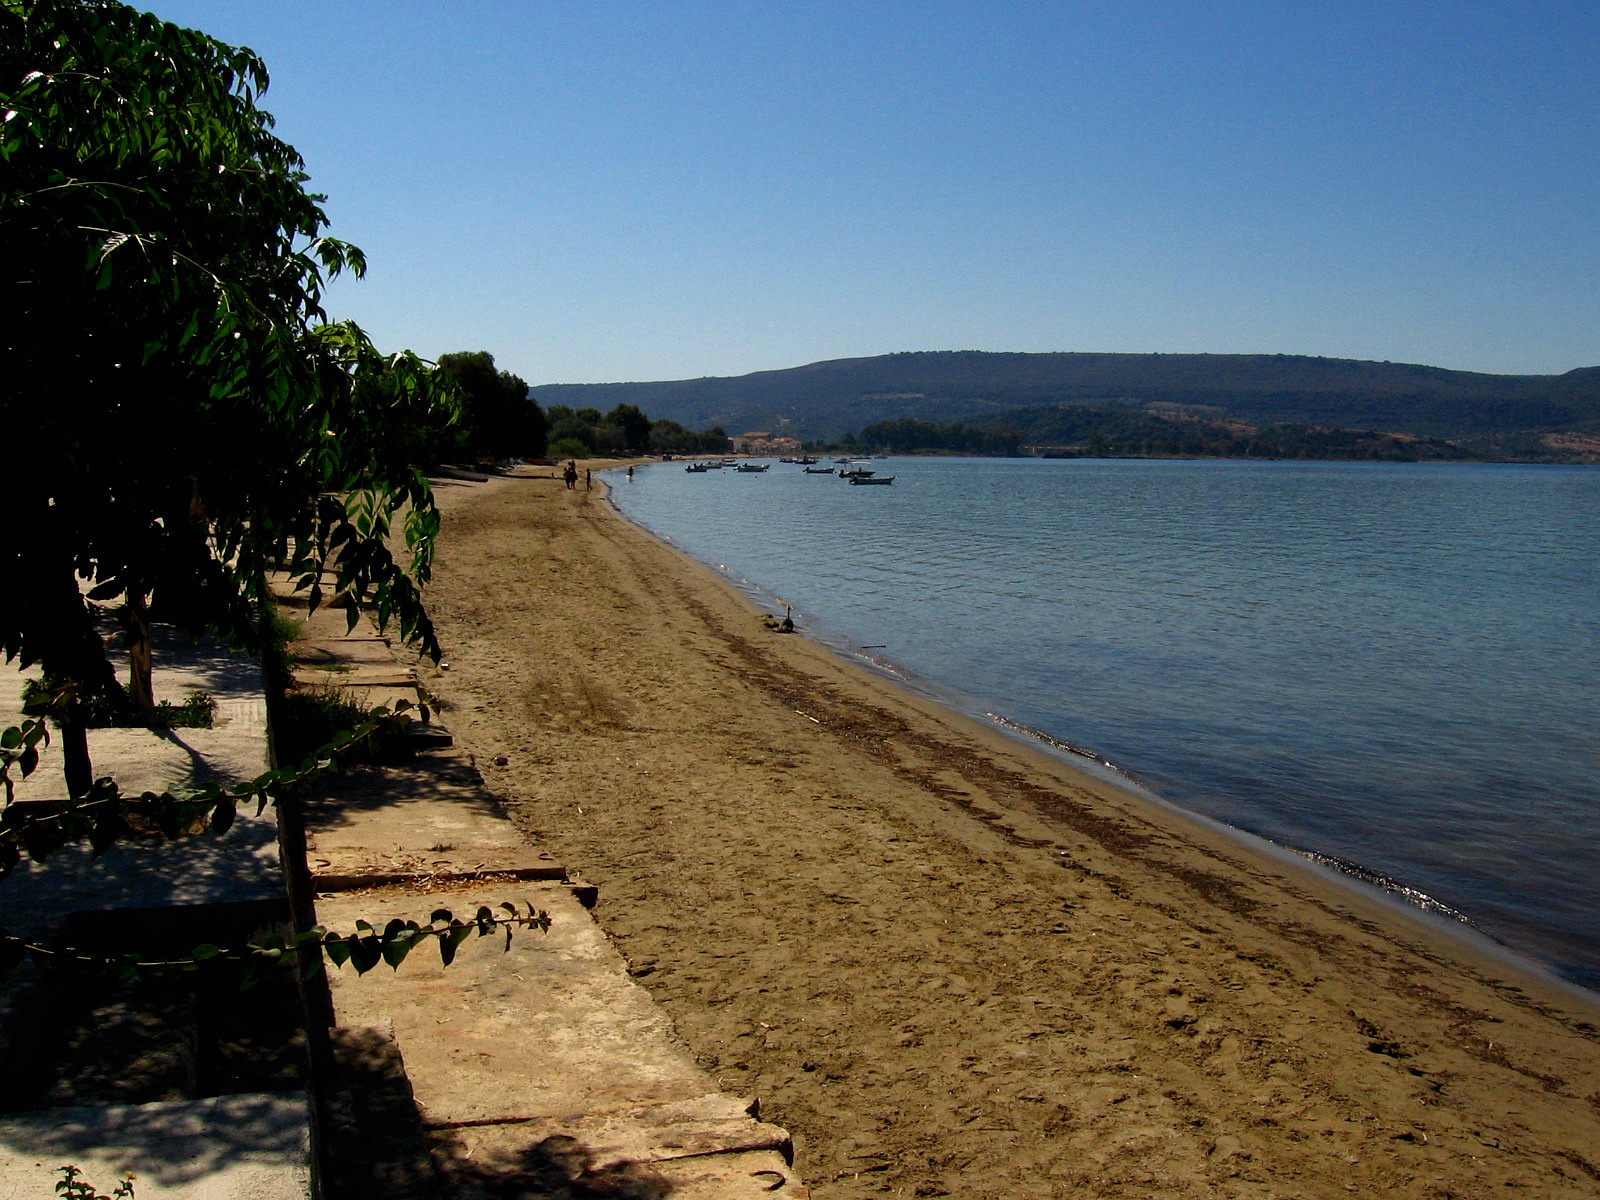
[125,589,157,722]
[40,565,104,799]
[60,703,93,800]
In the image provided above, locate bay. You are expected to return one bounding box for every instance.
[609,457,1600,990]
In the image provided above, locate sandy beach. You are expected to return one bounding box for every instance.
[417,468,1600,1199]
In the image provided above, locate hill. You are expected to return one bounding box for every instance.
[530,352,1600,460]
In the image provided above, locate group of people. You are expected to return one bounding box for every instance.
[562,461,634,489]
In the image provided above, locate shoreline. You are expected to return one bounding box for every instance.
[607,460,1600,1000]
[420,467,1600,1198]
[606,470,1589,1001]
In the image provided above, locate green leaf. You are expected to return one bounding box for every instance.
[348,936,383,975]
[380,919,415,969]
[323,935,352,969]
[440,924,472,967]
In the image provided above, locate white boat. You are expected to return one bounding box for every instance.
[849,474,895,485]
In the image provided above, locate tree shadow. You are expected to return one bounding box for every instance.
[297,752,517,834]
[430,1126,678,1199]
[0,1092,311,1190]
[320,1026,440,1200]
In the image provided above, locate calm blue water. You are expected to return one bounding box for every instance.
[609,458,1600,990]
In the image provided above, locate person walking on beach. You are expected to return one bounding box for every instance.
[585,469,592,491]
[563,461,577,490]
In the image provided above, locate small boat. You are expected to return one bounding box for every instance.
[685,462,709,473]
[803,466,836,474]
[849,474,895,485]
[838,467,876,479]
[736,462,770,472]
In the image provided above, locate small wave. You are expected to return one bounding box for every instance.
[984,712,1110,765]
[981,712,1154,795]
[1293,850,1478,927]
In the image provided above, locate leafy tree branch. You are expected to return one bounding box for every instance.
[2,902,553,989]
[3,0,460,792]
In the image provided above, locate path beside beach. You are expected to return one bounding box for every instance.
[418,468,1600,1199]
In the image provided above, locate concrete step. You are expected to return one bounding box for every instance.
[318,882,803,1197]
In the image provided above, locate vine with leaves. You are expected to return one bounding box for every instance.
[1,699,551,985]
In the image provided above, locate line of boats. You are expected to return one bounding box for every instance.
[684,456,895,484]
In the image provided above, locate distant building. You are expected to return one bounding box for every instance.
[731,431,802,455]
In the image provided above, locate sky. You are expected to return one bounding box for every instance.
[144,1,1599,386]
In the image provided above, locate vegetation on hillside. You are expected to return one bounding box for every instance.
[968,406,1478,462]
[837,410,1476,461]
[532,351,1600,461]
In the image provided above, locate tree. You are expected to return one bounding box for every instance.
[604,403,651,452]
[2,0,459,795]
[437,350,546,461]
[0,0,555,1010]
[545,405,595,456]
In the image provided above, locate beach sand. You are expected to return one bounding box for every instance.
[417,468,1600,1199]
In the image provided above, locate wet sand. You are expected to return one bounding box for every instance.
[417,468,1600,1199]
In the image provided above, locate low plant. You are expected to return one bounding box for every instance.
[155,691,217,729]
[260,602,302,694]
[21,678,216,731]
[54,1165,135,1198]
[272,682,376,767]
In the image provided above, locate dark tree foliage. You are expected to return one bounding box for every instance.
[540,406,726,457]
[436,350,545,461]
[980,404,1480,461]
[1,0,459,794]
[858,418,1022,456]
[605,403,651,452]
[647,418,729,455]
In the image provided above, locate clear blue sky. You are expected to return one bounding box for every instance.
[146,1,1598,385]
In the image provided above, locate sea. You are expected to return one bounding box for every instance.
[607,457,1600,993]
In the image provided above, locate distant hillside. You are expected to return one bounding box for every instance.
[530,352,1600,461]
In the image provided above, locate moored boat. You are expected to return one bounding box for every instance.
[849,474,895,485]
